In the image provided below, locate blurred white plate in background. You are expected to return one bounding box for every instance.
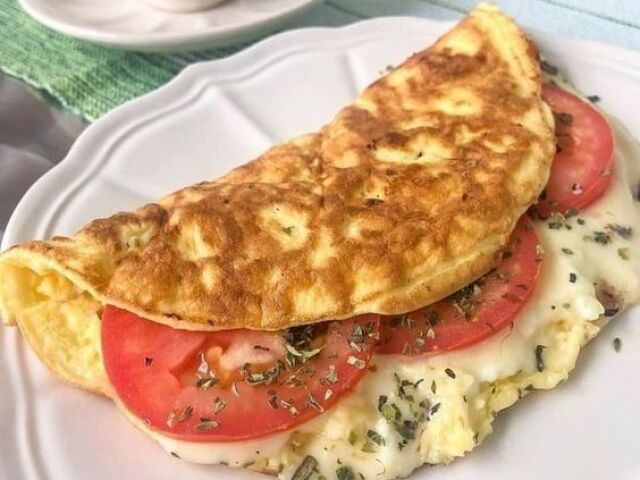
[18,0,320,51]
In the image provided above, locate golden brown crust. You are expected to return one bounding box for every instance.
[0,5,554,331]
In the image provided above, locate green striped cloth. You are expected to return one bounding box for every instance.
[1,0,639,121]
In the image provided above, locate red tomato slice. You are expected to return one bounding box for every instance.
[535,83,614,217]
[102,307,379,442]
[376,217,541,356]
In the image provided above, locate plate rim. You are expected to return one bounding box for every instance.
[3,16,640,480]
[18,0,322,51]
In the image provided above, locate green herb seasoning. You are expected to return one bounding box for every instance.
[213,397,227,415]
[336,466,356,480]
[380,403,402,422]
[197,377,219,390]
[362,429,386,452]
[307,394,324,413]
[450,283,481,318]
[548,213,570,230]
[285,343,322,360]
[166,410,177,428]
[285,324,324,354]
[555,112,573,126]
[397,420,418,440]
[613,337,622,353]
[400,314,413,328]
[366,429,385,446]
[425,309,441,326]
[347,356,366,369]
[593,231,611,245]
[242,362,283,386]
[325,365,338,384]
[196,418,220,431]
[541,60,559,75]
[608,224,633,239]
[535,345,546,372]
[377,395,388,412]
[177,405,193,423]
[291,455,319,480]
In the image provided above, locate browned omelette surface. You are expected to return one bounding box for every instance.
[0,5,554,333]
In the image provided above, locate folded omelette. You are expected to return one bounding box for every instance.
[0,4,554,389]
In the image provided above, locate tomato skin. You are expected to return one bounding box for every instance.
[102,308,379,442]
[536,84,615,217]
[376,217,541,356]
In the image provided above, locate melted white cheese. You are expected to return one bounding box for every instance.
[138,120,640,479]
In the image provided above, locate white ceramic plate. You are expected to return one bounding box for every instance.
[2,17,640,480]
[18,0,320,51]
